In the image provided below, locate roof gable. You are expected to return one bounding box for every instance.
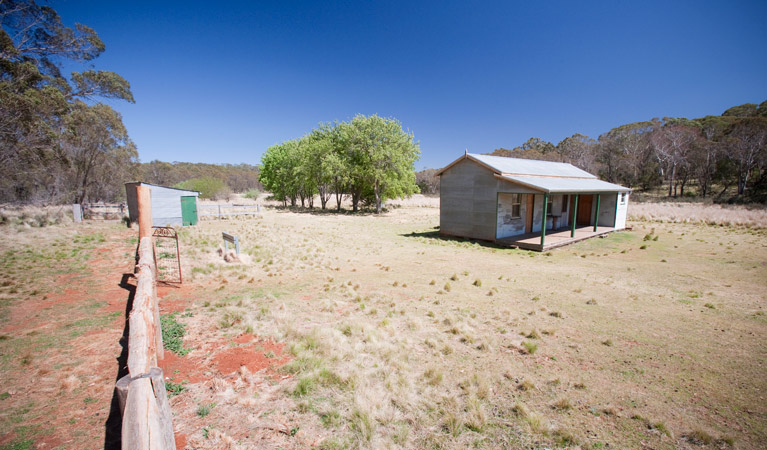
[469,153,596,178]
[437,152,631,193]
[437,153,596,178]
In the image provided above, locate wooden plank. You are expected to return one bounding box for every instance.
[117,368,176,449]
[121,377,167,450]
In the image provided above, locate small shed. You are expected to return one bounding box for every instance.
[437,153,631,251]
[125,182,199,227]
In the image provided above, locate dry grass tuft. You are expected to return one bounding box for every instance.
[629,201,767,228]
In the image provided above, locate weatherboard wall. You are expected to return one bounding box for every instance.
[440,158,536,241]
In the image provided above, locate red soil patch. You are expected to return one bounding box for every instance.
[158,350,207,384]
[174,432,187,449]
[158,334,290,386]
[212,340,286,376]
[157,283,196,313]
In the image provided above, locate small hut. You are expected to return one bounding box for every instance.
[437,153,631,250]
[125,182,199,227]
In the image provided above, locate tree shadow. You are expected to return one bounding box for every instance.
[399,229,512,250]
[103,272,136,450]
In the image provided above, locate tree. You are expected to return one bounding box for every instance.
[60,101,137,203]
[174,176,229,200]
[650,121,701,197]
[1,0,134,203]
[346,115,420,213]
[555,134,597,173]
[595,121,658,186]
[725,117,767,196]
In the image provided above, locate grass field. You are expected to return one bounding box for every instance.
[0,201,766,449]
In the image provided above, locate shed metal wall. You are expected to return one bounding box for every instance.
[125,182,140,223]
[124,183,199,227]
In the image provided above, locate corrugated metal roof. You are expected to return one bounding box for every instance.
[470,153,595,178]
[497,175,631,193]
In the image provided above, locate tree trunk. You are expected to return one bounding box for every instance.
[374,179,381,214]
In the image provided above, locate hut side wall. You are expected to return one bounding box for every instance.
[440,159,537,241]
[597,194,618,227]
[615,193,629,229]
[497,193,528,238]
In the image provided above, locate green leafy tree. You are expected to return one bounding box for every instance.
[346,114,420,213]
[260,140,301,206]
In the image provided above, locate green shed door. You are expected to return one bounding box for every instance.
[181,196,198,226]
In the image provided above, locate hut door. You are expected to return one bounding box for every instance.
[181,196,198,226]
[576,195,593,226]
[524,194,535,233]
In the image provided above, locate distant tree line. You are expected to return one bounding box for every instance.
[140,161,262,200]
[485,102,767,202]
[260,114,420,213]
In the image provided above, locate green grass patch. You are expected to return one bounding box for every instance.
[160,313,192,356]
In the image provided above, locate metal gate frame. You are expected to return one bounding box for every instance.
[152,226,182,284]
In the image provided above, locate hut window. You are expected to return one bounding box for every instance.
[546,197,553,216]
[620,193,627,204]
[562,195,568,213]
[511,194,522,218]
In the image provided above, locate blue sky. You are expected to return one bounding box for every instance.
[55,0,767,170]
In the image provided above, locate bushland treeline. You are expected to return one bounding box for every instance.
[259,114,420,213]
[418,101,767,202]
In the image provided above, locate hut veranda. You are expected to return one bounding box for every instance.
[437,153,631,251]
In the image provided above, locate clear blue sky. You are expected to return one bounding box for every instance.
[55,0,767,170]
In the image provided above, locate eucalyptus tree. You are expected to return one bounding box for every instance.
[725,117,767,196]
[60,101,137,203]
[650,121,701,197]
[1,0,134,203]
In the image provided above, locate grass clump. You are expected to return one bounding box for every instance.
[165,379,187,397]
[522,341,538,355]
[160,313,192,356]
[197,402,215,417]
[473,278,482,287]
[552,398,572,410]
[443,282,451,292]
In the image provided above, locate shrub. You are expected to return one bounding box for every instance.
[174,177,229,200]
[243,188,260,199]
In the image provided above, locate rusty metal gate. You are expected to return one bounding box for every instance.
[152,226,182,283]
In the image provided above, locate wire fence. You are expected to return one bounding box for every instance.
[198,203,261,219]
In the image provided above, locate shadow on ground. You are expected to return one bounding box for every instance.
[103,273,136,450]
[400,229,519,251]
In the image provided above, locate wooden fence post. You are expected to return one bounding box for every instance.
[137,186,153,239]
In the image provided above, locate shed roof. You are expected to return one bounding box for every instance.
[438,152,631,193]
[495,174,631,193]
[125,182,199,196]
